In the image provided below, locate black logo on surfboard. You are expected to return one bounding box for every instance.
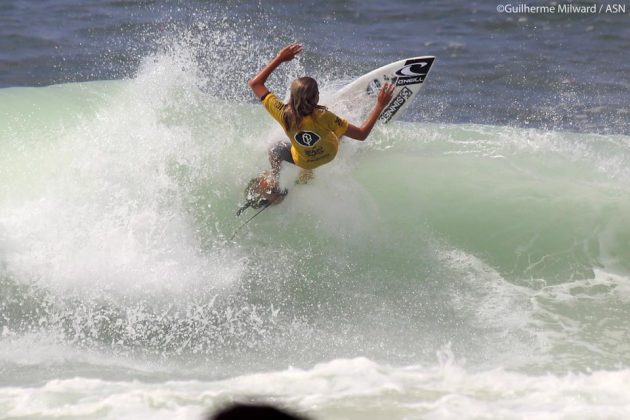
[366,79,382,96]
[379,87,413,123]
[295,131,321,147]
[393,57,434,86]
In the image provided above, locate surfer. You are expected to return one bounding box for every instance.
[247,43,394,198]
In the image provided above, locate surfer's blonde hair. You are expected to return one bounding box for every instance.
[283,77,326,129]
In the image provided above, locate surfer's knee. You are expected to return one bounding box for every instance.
[268,141,293,165]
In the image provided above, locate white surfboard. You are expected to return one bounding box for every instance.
[325,56,435,124]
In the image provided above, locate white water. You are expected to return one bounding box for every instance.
[1,36,630,419]
[3,354,630,419]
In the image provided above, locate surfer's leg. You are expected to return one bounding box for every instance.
[268,141,294,178]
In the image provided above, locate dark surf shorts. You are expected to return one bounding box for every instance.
[269,141,295,165]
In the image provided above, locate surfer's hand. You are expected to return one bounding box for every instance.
[377,83,395,109]
[276,43,303,62]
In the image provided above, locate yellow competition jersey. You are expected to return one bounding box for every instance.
[262,93,348,170]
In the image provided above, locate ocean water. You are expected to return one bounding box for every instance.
[1,1,630,419]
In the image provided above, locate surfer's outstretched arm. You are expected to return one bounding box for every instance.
[344,83,395,141]
[248,43,304,99]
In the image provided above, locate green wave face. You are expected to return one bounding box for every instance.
[1,64,629,374]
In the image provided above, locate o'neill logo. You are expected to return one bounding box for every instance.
[295,131,321,147]
[395,62,428,77]
[379,87,413,123]
[393,58,433,86]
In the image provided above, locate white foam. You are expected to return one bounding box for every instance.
[2,357,630,419]
[0,49,245,297]
[0,331,165,373]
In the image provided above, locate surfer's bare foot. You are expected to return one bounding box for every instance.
[296,169,314,184]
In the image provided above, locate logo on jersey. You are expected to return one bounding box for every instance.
[295,131,321,147]
[305,145,325,157]
[379,87,413,123]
